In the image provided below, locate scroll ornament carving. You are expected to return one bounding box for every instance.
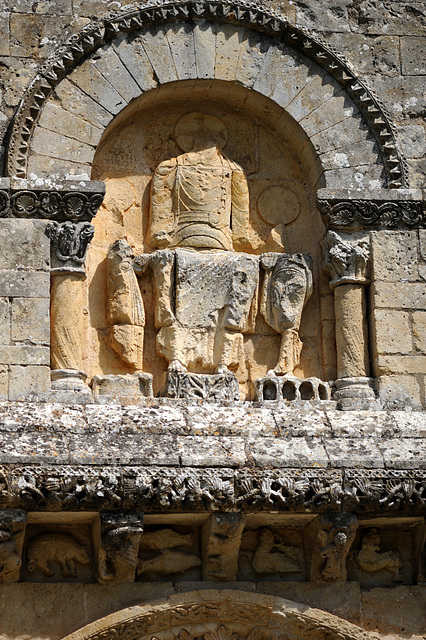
[0,186,104,221]
[318,198,425,230]
[26,532,90,577]
[323,231,370,289]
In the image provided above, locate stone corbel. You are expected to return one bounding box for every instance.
[0,510,27,582]
[201,512,245,580]
[324,230,376,410]
[98,511,144,583]
[309,512,358,582]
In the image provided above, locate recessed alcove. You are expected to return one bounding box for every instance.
[85,80,334,398]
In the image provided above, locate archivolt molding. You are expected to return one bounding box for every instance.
[7,0,407,188]
[61,590,379,640]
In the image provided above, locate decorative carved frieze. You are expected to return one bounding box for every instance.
[0,180,105,221]
[6,1,407,188]
[0,466,424,513]
[167,370,240,401]
[318,197,425,230]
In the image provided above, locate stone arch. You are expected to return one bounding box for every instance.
[60,590,378,640]
[6,0,406,189]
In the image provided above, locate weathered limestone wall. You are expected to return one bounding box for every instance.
[0,0,424,188]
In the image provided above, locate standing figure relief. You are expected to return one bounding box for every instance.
[104,112,317,398]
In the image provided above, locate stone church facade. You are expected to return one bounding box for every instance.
[0,1,425,639]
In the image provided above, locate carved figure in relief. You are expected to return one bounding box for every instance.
[106,239,145,370]
[356,529,402,582]
[139,113,259,378]
[260,253,313,375]
[318,514,358,582]
[0,529,22,581]
[27,532,90,577]
[252,528,300,574]
[137,528,201,576]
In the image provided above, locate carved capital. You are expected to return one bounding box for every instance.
[99,511,144,583]
[46,220,95,273]
[324,231,370,289]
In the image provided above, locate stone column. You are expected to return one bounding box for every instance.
[46,221,94,395]
[324,231,376,409]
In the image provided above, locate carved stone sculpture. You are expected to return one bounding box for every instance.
[0,510,26,583]
[251,528,301,574]
[260,253,313,376]
[323,231,376,409]
[106,239,145,370]
[202,513,245,581]
[99,511,144,583]
[311,513,358,582]
[356,528,402,582]
[137,113,260,398]
[26,532,91,577]
[47,221,95,394]
[137,528,201,576]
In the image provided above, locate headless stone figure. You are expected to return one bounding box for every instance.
[141,113,258,374]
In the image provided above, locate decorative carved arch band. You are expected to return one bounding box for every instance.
[6,0,406,188]
[61,590,378,640]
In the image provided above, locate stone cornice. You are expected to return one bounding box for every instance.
[6,0,407,188]
[0,178,105,221]
[317,188,425,230]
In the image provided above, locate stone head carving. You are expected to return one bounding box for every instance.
[261,253,313,375]
[147,112,250,252]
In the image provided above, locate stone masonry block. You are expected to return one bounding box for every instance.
[0,12,10,57]
[0,366,7,401]
[141,24,178,85]
[167,22,197,80]
[38,102,103,147]
[0,271,50,298]
[0,298,10,345]
[412,311,426,352]
[68,62,126,115]
[0,345,49,365]
[371,231,420,282]
[0,219,49,271]
[215,23,244,81]
[193,21,216,79]
[375,355,426,376]
[30,127,96,165]
[377,375,422,411]
[371,281,426,310]
[372,309,412,355]
[54,78,112,130]
[11,298,50,344]
[328,34,400,77]
[8,365,50,401]
[112,33,157,93]
[91,45,141,104]
[10,14,71,59]
[401,36,426,75]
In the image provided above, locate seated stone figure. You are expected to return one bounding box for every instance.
[139,113,259,383]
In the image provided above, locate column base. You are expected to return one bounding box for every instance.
[334,376,379,411]
[51,369,91,394]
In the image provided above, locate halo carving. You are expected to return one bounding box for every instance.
[61,590,379,640]
[6,0,406,188]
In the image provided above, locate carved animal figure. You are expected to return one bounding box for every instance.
[137,548,201,575]
[27,533,90,577]
[356,529,402,582]
[252,528,300,574]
